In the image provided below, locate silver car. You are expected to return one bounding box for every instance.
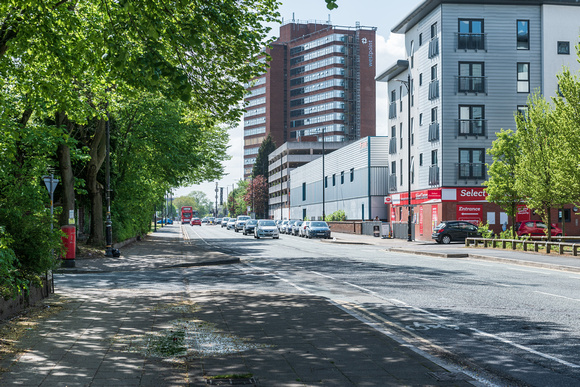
[255,220,280,239]
[234,215,251,232]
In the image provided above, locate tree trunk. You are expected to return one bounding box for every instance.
[57,143,75,227]
[546,205,552,242]
[86,118,107,245]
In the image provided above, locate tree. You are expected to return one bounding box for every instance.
[514,92,567,240]
[245,175,269,218]
[228,181,248,217]
[252,134,276,178]
[484,129,520,238]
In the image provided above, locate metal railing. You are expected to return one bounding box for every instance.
[428,122,439,142]
[456,33,486,51]
[457,119,486,137]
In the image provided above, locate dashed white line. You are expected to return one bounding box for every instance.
[534,291,580,302]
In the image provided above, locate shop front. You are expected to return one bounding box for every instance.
[388,187,507,241]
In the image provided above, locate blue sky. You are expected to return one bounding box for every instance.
[174,0,424,200]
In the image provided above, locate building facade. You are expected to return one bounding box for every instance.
[377,0,580,240]
[244,20,377,179]
[289,137,389,221]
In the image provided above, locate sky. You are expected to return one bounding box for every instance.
[173,0,424,201]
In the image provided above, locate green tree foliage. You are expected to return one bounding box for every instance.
[244,175,269,218]
[484,129,520,238]
[174,191,214,218]
[252,134,276,178]
[514,92,566,240]
[325,210,346,222]
[228,181,248,217]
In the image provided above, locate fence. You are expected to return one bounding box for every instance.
[466,236,580,256]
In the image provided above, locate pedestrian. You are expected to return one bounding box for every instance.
[374,216,379,221]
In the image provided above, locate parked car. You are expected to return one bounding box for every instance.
[305,221,331,239]
[278,220,289,233]
[207,217,215,225]
[299,221,311,237]
[221,217,230,227]
[234,215,251,232]
[214,218,222,226]
[255,219,280,239]
[190,217,202,226]
[227,218,236,230]
[156,218,173,224]
[432,221,481,244]
[283,220,298,234]
[517,221,563,237]
[201,217,208,223]
[291,221,303,236]
[243,219,258,235]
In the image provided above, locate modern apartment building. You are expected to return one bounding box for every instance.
[243,20,377,180]
[377,0,580,240]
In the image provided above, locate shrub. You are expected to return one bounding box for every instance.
[325,210,346,222]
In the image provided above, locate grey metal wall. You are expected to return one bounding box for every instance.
[440,3,541,186]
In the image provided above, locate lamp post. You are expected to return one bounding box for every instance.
[105,110,114,256]
[398,72,413,242]
[322,127,326,221]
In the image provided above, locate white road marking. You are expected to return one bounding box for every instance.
[469,328,580,368]
[534,291,580,302]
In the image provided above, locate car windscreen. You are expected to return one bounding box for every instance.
[259,220,276,226]
[310,222,328,227]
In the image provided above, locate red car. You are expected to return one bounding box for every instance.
[517,221,562,237]
[190,217,202,226]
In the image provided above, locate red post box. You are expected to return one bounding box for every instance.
[61,225,76,260]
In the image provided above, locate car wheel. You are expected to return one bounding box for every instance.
[235,228,238,232]
[556,233,562,237]
[256,235,260,239]
[274,236,279,239]
[441,235,452,244]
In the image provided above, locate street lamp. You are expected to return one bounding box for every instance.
[105,109,114,256]
[322,127,326,221]
[397,70,413,242]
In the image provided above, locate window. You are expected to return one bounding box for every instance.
[399,159,403,185]
[302,183,306,201]
[558,209,571,223]
[325,176,328,188]
[459,62,484,93]
[419,113,423,126]
[419,73,423,86]
[458,19,484,50]
[431,22,437,39]
[411,156,415,184]
[332,174,336,186]
[391,90,396,102]
[400,123,403,149]
[350,168,354,182]
[431,150,438,166]
[419,153,423,166]
[517,63,530,93]
[391,161,396,175]
[341,171,344,184]
[459,148,485,179]
[558,41,570,55]
[399,86,403,112]
[410,79,414,106]
[431,65,437,81]
[391,125,396,137]
[431,107,438,123]
[517,20,529,50]
[410,40,415,69]
[419,33,423,46]
[517,105,528,119]
[411,118,414,145]
[459,105,484,136]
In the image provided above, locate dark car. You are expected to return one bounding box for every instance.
[243,219,258,235]
[517,221,562,237]
[291,221,303,236]
[305,221,331,239]
[432,221,480,244]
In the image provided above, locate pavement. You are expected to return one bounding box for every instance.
[1,225,579,386]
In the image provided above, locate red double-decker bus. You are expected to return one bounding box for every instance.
[181,206,193,224]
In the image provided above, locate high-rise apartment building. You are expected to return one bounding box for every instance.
[243,20,377,179]
[377,0,580,240]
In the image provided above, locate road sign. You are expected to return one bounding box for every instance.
[43,176,59,194]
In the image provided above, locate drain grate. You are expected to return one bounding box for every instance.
[206,377,258,385]
[428,371,471,381]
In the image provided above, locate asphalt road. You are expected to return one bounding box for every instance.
[184,224,580,386]
[58,224,580,386]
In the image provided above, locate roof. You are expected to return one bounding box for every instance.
[392,0,580,33]
[376,60,409,83]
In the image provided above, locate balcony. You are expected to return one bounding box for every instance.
[428,37,439,58]
[388,174,397,192]
[429,165,440,186]
[457,76,486,94]
[456,163,486,182]
[428,122,439,142]
[429,79,439,100]
[389,102,397,119]
[389,137,397,154]
[456,33,486,51]
[457,119,486,137]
